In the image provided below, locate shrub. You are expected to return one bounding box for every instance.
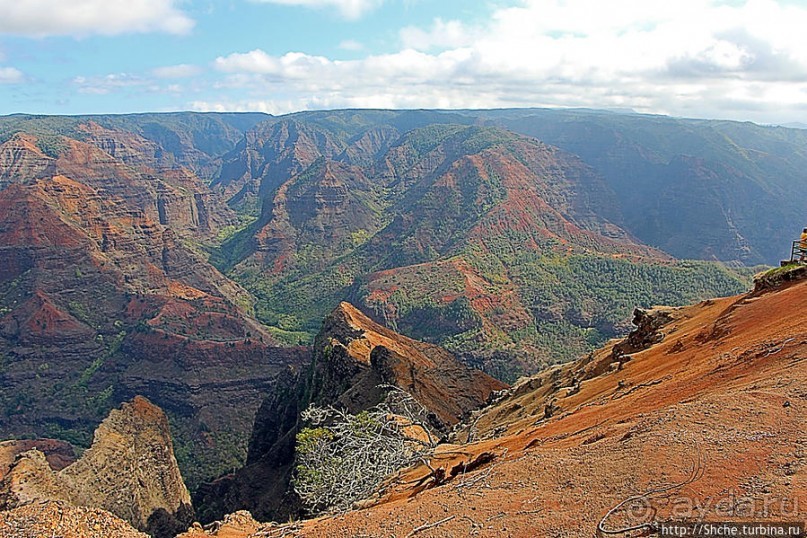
[292,388,437,514]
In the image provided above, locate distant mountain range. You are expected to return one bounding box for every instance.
[0,113,306,488]
[1,107,804,489]
[778,122,807,129]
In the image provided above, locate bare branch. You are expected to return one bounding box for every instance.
[405,516,456,537]
[597,447,704,536]
[292,386,439,515]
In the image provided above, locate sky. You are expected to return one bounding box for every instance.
[2,0,807,124]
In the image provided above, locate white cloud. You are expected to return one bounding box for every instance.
[191,99,290,114]
[339,39,364,51]
[400,19,474,51]
[204,0,807,123]
[0,66,24,84]
[248,0,384,20]
[152,64,203,79]
[70,71,196,99]
[72,73,157,95]
[0,0,194,37]
[215,50,336,77]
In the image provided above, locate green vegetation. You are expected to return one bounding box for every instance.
[76,331,126,388]
[507,255,747,331]
[88,385,114,415]
[753,262,807,291]
[209,220,260,273]
[293,392,436,514]
[41,422,93,448]
[213,214,259,245]
[67,301,92,325]
[755,263,800,280]
[210,118,753,380]
[231,257,365,342]
[266,326,313,346]
[231,243,749,380]
[168,413,250,490]
[34,135,67,158]
[403,123,467,154]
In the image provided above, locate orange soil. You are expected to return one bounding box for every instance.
[194,278,806,537]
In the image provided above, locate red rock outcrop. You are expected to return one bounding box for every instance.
[0,133,55,186]
[0,501,149,538]
[0,397,192,538]
[312,302,507,426]
[0,147,306,489]
[180,511,261,538]
[194,302,505,524]
[191,267,807,538]
[0,440,76,481]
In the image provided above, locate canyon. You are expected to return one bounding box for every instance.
[0,109,805,528]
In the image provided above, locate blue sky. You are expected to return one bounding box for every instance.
[2,0,807,124]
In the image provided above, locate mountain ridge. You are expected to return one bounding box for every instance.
[0,120,309,490]
[180,268,807,537]
[218,118,749,374]
[0,107,796,501]
[193,300,505,523]
[0,396,192,538]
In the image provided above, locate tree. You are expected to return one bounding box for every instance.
[292,387,437,514]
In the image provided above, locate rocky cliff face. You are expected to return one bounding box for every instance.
[217,118,745,377]
[311,302,507,426]
[249,158,383,272]
[184,264,807,538]
[195,302,506,523]
[192,366,307,524]
[0,501,150,538]
[226,123,652,276]
[0,133,55,188]
[0,440,76,481]
[0,121,240,241]
[213,119,346,213]
[489,109,807,264]
[0,397,192,538]
[0,127,309,489]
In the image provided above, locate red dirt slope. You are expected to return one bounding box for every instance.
[190,275,806,537]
